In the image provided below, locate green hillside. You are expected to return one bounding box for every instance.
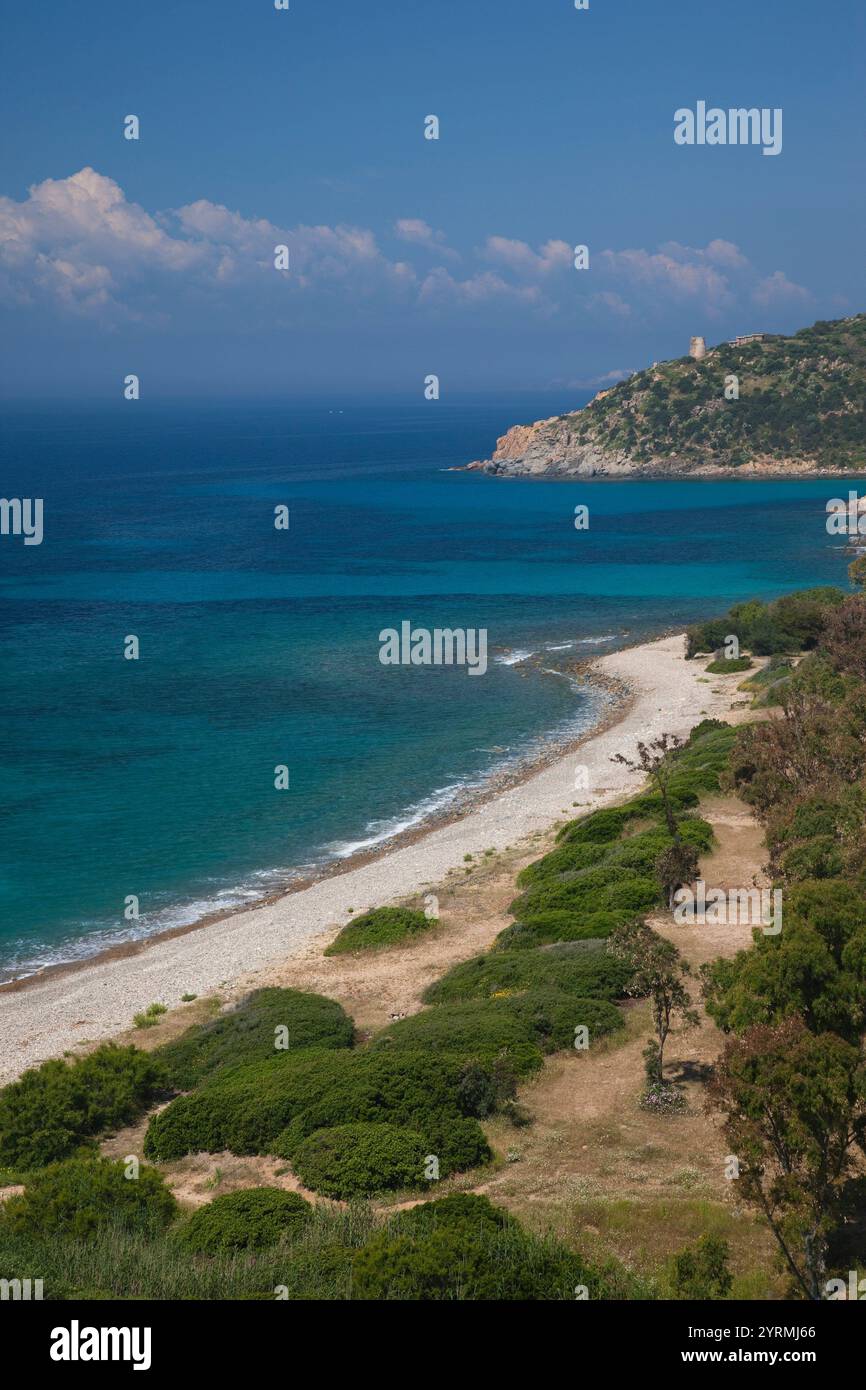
[573,314,866,472]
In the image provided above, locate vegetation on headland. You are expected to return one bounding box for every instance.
[2,588,866,1298]
[478,314,866,477]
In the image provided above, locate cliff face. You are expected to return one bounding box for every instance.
[470,314,866,480]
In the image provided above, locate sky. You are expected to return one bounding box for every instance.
[1,0,864,398]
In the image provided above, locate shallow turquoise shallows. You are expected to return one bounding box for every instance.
[0,397,854,977]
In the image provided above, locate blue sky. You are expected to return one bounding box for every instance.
[1,0,864,397]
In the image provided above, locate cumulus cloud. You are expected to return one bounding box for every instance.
[393,218,458,260]
[481,236,572,276]
[752,270,813,308]
[0,168,814,337]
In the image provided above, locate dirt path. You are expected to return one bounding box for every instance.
[468,792,781,1291]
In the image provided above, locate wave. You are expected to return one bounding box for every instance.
[493,648,535,665]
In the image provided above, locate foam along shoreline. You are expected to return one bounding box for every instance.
[0,634,733,1083]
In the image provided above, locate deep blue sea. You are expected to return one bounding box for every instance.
[0,396,854,979]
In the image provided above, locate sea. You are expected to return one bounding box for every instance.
[0,394,853,979]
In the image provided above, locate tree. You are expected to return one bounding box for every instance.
[611,733,683,838]
[706,1019,866,1300]
[821,594,866,682]
[656,840,700,912]
[847,554,866,590]
[608,919,699,1084]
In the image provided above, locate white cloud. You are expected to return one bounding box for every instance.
[752,270,812,308]
[0,168,816,337]
[393,218,458,260]
[481,236,572,276]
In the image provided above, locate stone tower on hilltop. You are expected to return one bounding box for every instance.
[689,336,707,361]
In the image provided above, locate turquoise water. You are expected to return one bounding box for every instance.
[0,398,853,978]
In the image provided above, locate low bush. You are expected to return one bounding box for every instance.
[779,835,844,882]
[705,656,753,674]
[373,1004,544,1075]
[556,807,629,845]
[0,1045,166,1169]
[392,1192,514,1234]
[351,1205,646,1300]
[493,908,631,950]
[686,589,845,659]
[0,1157,176,1240]
[511,869,661,922]
[324,906,433,956]
[375,990,622,1064]
[670,1234,734,1300]
[291,1123,431,1199]
[133,1002,167,1029]
[516,841,609,887]
[172,1187,311,1252]
[501,990,624,1052]
[158,988,353,1090]
[640,1083,687,1116]
[422,943,632,1006]
[144,1046,491,1181]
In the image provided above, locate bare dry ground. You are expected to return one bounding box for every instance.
[470,791,784,1296]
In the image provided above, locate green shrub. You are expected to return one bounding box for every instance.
[670,1234,734,1299]
[493,908,631,950]
[500,991,624,1052]
[291,1123,431,1198]
[516,841,609,887]
[0,1045,166,1169]
[779,835,844,882]
[0,1157,176,1240]
[392,1192,513,1234]
[687,589,844,660]
[375,990,622,1063]
[740,657,794,690]
[424,943,632,1006]
[454,1059,517,1118]
[785,798,842,841]
[143,1046,490,1179]
[705,656,753,674]
[351,1206,645,1300]
[172,1187,311,1252]
[158,988,353,1090]
[373,1004,543,1075]
[512,868,661,921]
[324,906,433,956]
[556,807,629,845]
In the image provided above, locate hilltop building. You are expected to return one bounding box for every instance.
[731,333,765,346]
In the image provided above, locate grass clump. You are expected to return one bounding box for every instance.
[133,1002,167,1029]
[157,987,353,1090]
[324,906,432,956]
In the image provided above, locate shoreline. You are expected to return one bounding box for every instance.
[0,660,627,995]
[0,632,735,1083]
[468,464,866,482]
